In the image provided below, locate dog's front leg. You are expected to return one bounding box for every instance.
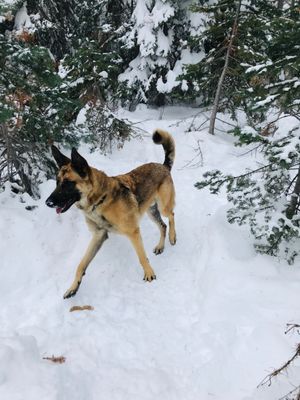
[63,230,108,299]
[127,228,156,281]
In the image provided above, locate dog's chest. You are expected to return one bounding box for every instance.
[85,209,114,232]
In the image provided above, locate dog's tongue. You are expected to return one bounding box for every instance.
[56,207,63,214]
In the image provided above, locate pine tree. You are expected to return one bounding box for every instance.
[57,1,132,152]
[118,0,195,107]
[0,32,78,197]
[0,0,133,196]
[184,0,280,116]
[196,2,300,263]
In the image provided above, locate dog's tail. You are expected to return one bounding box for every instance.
[152,129,175,170]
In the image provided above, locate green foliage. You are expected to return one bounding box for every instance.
[194,1,300,262]
[196,121,300,263]
[0,34,81,196]
[243,7,300,119]
[62,39,122,104]
[0,1,133,197]
[118,0,192,107]
[230,126,267,146]
[184,0,280,114]
[79,103,132,154]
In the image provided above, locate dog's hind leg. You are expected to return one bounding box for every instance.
[157,177,177,245]
[147,203,167,255]
[127,228,156,281]
[63,229,108,299]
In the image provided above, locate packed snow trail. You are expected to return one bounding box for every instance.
[1,107,300,399]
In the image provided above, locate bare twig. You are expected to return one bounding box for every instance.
[69,305,94,312]
[285,324,300,335]
[278,385,300,400]
[258,344,300,388]
[43,355,66,364]
[215,116,237,128]
[286,164,300,219]
[214,127,230,134]
[179,140,204,170]
[285,175,299,196]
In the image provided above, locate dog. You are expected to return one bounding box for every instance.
[46,129,176,299]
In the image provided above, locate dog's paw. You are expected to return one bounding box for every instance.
[143,269,156,282]
[169,233,177,245]
[63,282,81,299]
[153,245,164,255]
[63,288,77,299]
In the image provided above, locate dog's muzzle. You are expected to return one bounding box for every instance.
[45,197,55,208]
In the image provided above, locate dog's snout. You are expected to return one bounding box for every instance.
[46,197,55,208]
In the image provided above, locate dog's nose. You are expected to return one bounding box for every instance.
[45,197,55,208]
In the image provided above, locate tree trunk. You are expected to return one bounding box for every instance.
[208,0,242,135]
[277,0,284,9]
[286,165,300,220]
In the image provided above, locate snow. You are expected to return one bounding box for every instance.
[119,0,182,94]
[244,61,273,74]
[156,49,203,93]
[254,94,279,108]
[68,77,84,88]
[13,2,32,31]
[151,0,175,27]
[75,104,90,126]
[99,71,108,79]
[118,55,149,87]
[1,0,16,5]
[1,106,300,399]
[156,28,172,57]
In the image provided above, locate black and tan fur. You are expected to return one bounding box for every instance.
[46,129,176,299]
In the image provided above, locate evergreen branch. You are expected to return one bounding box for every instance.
[236,142,267,157]
[196,163,272,191]
[230,164,272,179]
[266,231,285,256]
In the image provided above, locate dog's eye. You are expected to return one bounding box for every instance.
[61,179,75,190]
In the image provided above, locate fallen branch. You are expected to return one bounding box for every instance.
[258,344,300,387]
[285,323,300,335]
[43,355,66,364]
[278,385,300,400]
[69,305,94,312]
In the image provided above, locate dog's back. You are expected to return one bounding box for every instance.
[115,129,176,214]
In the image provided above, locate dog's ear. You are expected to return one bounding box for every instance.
[71,148,90,178]
[51,145,70,168]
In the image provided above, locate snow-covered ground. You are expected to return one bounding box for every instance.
[1,106,300,400]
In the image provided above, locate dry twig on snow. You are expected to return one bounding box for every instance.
[258,344,300,388]
[69,305,94,312]
[43,355,66,364]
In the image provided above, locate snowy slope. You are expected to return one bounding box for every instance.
[1,106,300,400]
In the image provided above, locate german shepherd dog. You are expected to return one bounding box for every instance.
[46,129,176,299]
